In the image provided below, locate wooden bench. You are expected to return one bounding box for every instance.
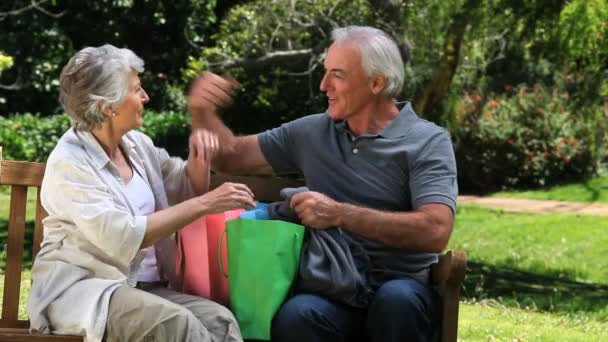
[0,151,466,342]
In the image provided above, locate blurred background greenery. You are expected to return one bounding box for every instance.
[1,0,607,194]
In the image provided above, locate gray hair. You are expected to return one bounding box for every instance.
[59,44,144,131]
[331,26,404,98]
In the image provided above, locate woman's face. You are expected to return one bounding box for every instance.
[112,71,149,131]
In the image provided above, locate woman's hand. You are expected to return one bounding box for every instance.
[187,129,219,195]
[199,182,256,214]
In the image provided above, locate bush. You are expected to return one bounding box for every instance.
[139,111,190,159]
[453,84,598,193]
[0,113,70,162]
[0,111,191,162]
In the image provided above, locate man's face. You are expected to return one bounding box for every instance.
[320,41,375,121]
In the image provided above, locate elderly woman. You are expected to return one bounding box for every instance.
[26,45,254,342]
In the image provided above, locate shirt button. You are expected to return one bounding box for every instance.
[353,148,358,154]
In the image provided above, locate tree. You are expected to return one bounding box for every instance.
[0,0,217,115]
[413,0,482,118]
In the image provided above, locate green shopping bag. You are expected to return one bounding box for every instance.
[220,218,305,340]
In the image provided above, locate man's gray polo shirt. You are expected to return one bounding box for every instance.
[258,102,458,286]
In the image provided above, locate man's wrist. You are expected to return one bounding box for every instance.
[335,202,348,227]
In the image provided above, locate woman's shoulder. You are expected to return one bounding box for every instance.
[47,128,84,164]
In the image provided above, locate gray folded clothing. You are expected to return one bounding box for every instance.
[267,187,373,307]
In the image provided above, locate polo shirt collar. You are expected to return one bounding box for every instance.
[332,101,417,139]
[378,101,417,139]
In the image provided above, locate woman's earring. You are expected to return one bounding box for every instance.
[112,112,117,117]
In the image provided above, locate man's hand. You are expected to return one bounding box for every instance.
[290,191,343,229]
[187,71,239,114]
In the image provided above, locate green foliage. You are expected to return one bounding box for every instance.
[0,0,217,115]
[139,111,190,159]
[0,111,190,162]
[0,52,13,74]
[0,113,70,162]
[454,83,598,192]
[559,0,608,69]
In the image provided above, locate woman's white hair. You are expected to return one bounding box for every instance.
[331,26,405,98]
[59,44,144,131]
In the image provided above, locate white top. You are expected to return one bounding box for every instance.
[124,171,161,282]
[27,128,196,342]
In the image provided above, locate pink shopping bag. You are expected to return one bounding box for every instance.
[176,209,244,307]
[205,209,244,307]
[176,217,211,298]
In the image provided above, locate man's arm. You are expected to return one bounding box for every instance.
[188,71,273,175]
[290,191,454,253]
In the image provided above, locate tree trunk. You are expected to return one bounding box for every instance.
[414,0,481,117]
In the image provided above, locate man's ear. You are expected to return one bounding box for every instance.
[370,74,387,95]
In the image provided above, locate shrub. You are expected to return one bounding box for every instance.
[0,111,191,162]
[0,113,70,162]
[139,111,190,159]
[453,84,598,193]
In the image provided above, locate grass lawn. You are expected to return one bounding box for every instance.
[459,300,608,341]
[492,176,608,203]
[450,205,608,320]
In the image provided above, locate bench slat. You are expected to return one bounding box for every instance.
[0,319,28,329]
[2,186,27,323]
[0,328,83,341]
[0,161,45,187]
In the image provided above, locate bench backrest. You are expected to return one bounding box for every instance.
[0,147,47,329]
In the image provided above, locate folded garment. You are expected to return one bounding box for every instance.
[267,187,373,307]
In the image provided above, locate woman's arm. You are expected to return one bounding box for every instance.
[140,181,255,248]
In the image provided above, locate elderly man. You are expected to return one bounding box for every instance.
[189,26,457,342]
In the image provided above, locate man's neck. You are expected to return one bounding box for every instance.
[346,98,400,136]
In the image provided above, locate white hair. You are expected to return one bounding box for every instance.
[331,26,405,98]
[59,44,144,131]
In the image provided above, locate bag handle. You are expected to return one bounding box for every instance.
[218,226,229,278]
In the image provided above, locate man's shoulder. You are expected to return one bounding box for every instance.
[286,112,329,127]
[263,113,330,138]
[412,118,450,138]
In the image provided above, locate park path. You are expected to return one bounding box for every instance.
[458,195,608,216]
